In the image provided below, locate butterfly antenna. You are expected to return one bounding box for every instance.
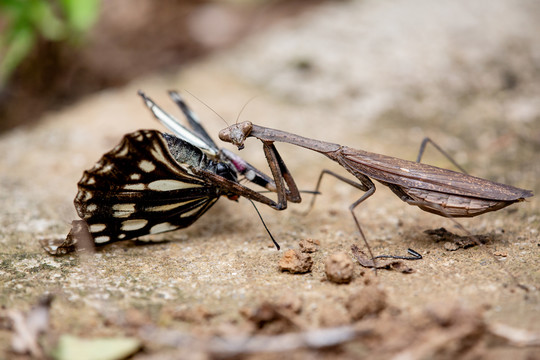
[248,199,280,250]
[184,89,229,126]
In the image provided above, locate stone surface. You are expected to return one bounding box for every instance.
[1,0,539,358]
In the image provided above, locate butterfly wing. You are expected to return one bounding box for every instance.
[74,130,222,245]
[167,90,220,150]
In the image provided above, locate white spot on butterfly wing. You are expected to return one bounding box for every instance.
[91,161,103,171]
[130,173,141,180]
[121,219,148,231]
[139,160,156,172]
[112,203,136,211]
[94,235,110,244]
[123,183,146,190]
[148,179,202,191]
[150,222,178,234]
[98,163,114,174]
[113,143,129,157]
[89,224,106,232]
[112,203,136,218]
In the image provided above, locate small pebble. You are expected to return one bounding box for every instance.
[299,238,320,253]
[279,249,313,273]
[325,252,354,284]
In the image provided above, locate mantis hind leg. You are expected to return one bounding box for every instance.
[304,170,422,270]
[303,169,370,215]
[417,137,468,174]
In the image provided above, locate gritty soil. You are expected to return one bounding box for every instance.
[1,1,539,359]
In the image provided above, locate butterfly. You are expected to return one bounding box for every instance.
[41,91,298,255]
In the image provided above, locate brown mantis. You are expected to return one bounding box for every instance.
[219,121,533,265]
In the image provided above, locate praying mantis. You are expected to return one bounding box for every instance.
[219,121,533,264]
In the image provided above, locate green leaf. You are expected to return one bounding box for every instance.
[0,26,35,83]
[29,1,66,41]
[58,0,100,33]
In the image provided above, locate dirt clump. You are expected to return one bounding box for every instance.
[346,284,388,321]
[241,299,306,334]
[298,238,320,253]
[279,249,313,274]
[325,252,354,284]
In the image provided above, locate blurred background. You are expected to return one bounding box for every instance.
[0,0,323,131]
[1,0,538,205]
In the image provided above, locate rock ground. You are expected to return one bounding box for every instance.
[1,0,539,358]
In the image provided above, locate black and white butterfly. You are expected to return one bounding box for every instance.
[42,91,300,255]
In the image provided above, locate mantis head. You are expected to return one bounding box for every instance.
[219,121,253,150]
